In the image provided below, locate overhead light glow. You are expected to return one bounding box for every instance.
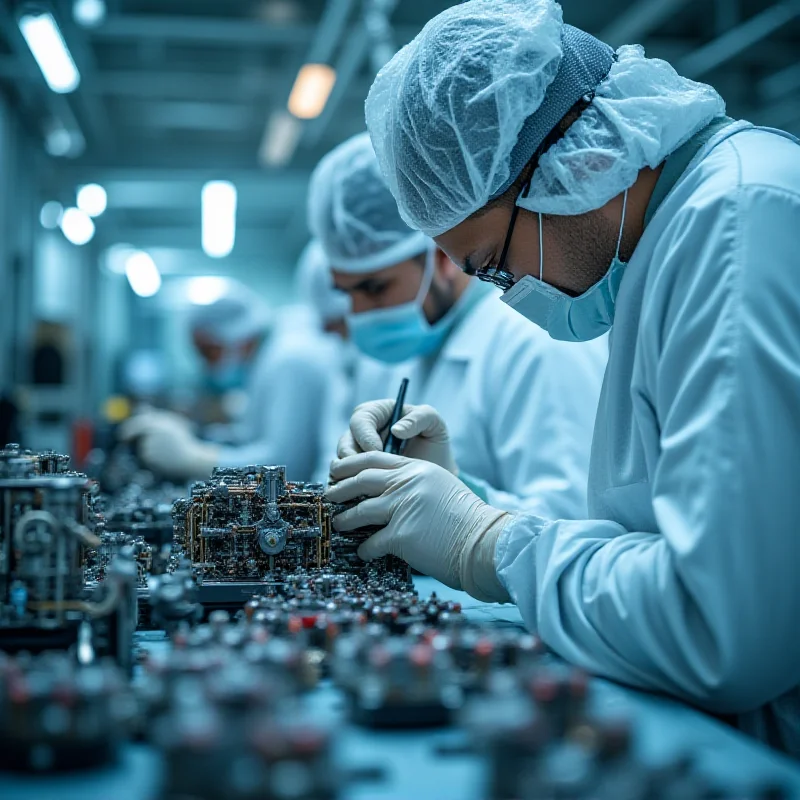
[60,207,95,245]
[125,251,162,298]
[288,63,336,120]
[40,201,64,230]
[259,110,302,167]
[73,0,106,27]
[187,276,230,306]
[19,12,81,94]
[77,183,107,217]
[103,244,135,275]
[201,181,237,258]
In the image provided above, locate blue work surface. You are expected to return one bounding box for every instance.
[2,578,799,800]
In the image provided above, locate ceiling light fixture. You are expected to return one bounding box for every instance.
[18,11,80,94]
[201,181,237,258]
[40,201,64,230]
[259,110,302,167]
[73,0,106,28]
[77,183,107,217]
[60,207,95,245]
[125,251,162,297]
[288,63,336,120]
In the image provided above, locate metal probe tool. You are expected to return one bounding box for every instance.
[383,378,409,455]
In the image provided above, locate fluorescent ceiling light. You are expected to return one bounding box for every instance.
[187,276,230,306]
[77,183,107,217]
[60,207,95,245]
[73,0,106,27]
[40,201,64,230]
[43,117,85,158]
[259,110,302,167]
[19,12,81,94]
[288,64,336,120]
[125,251,162,297]
[201,181,237,259]
[103,244,135,275]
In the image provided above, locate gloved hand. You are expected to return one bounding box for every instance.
[326,452,512,603]
[337,400,458,474]
[119,413,219,481]
[124,408,195,435]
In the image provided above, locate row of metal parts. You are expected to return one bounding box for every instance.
[0,575,789,800]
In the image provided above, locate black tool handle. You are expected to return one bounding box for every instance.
[383,378,409,455]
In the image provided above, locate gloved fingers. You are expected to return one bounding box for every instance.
[357,527,394,561]
[326,466,395,505]
[390,404,449,443]
[332,496,391,532]
[118,416,157,441]
[328,451,406,483]
[336,430,362,459]
[349,399,396,452]
[349,399,417,452]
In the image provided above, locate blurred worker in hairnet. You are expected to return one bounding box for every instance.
[122,272,344,483]
[326,0,800,755]
[311,132,607,516]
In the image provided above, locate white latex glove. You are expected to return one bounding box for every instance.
[337,400,458,474]
[119,413,219,481]
[124,408,195,435]
[326,452,512,603]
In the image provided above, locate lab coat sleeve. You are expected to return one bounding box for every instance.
[497,184,800,714]
[480,324,606,519]
[216,347,330,483]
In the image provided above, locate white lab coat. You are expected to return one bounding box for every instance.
[216,306,344,483]
[496,123,800,755]
[354,283,608,517]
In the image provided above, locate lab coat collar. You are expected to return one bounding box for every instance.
[436,282,499,363]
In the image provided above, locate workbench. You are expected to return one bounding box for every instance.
[2,577,799,800]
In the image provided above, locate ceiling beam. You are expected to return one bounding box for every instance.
[759,62,800,102]
[600,0,695,46]
[91,15,314,47]
[307,0,357,64]
[678,0,800,78]
[302,24,369,149]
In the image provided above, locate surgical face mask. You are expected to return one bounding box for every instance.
[347,249,451,363]
[501,190,629,342]
[205,354,249,393]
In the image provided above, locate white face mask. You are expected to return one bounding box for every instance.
[501,190,629,341]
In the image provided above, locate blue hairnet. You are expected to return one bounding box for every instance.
[308,132,428,273]
[365,0,725,235]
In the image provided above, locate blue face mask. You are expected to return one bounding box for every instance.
[205,357,249,393]
[347,250,451,363]
[502,190,629,342]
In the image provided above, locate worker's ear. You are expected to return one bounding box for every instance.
[434,247,459,279]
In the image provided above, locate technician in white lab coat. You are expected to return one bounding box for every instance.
[326,0,800,755]
[122,276,342,483]
[309,132,607,516]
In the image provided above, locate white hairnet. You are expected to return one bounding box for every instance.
[365,0,725,236]
[308,132,428,273]
[188,281,271,345]
[294,239,351,323]
[521,45,725,215]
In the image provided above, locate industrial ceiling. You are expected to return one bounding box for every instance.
[0,0,798,284]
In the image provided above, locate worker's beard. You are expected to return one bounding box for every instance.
[543,208,637,297]
[424,273,458,326]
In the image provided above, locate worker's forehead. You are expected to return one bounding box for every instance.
[331,260,420,287]
[435,208,508,269]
